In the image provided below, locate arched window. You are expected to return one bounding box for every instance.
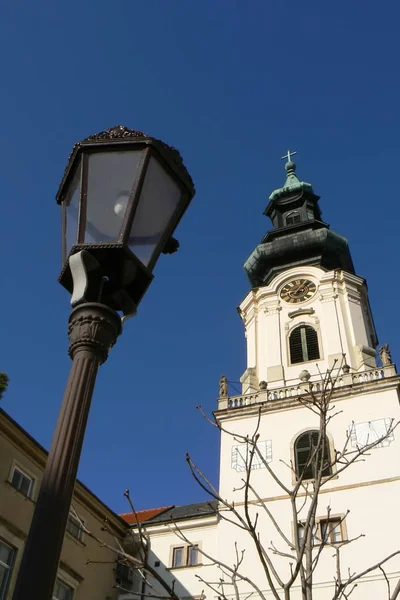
[289,325,320,364]
[294,430,332,480]
[286,212,301,225]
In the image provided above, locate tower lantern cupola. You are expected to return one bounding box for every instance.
[244,153,355,287]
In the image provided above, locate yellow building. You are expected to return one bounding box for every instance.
[0,408,130,600]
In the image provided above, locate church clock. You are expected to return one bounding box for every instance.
[280,278,316,304]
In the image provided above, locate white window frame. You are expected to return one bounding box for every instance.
[187,544,199,566]
[171,546,184,568]
[0,539,16,600]
[53,577,74,600]
[170,544,200,568]
[65,513,85,543]
[297,522,317,547]
[9,462,35,499]
[319,517,344,544]
[296,515,346,547]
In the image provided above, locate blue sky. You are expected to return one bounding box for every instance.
[1,1,399,514]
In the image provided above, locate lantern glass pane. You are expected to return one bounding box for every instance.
[85,150,142,244]
[64,162,81,258]
[129,157,182,266]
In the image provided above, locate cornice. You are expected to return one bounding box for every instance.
[288,307,314,319]
[0,414,47,470]
[142,514,219,536]
[59,560,84,583]
[334,270,366,288]
[0,514,27,541]
[233,475,400,507]
[319,293,339,303]
[215,374,400,423]
[261,302,282,315]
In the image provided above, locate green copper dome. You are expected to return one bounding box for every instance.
[268,160,313,203]
[244,157,355,287]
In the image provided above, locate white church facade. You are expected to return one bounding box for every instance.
[122,157,400,600]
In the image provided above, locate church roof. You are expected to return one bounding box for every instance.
[120,505,173,524]
[122,500,218,526]
[145,500,218,524]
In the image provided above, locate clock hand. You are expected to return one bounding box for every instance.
[290,285,307,297]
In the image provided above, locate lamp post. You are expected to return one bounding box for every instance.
[12,125,195,600]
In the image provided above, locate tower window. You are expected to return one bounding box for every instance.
[289,325,319,364]
[286,212,301,225]
[294,430,332,480]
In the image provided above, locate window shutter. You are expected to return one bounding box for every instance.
[289,326,320,364]
[295,430,331,480]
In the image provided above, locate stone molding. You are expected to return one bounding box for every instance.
[68,303,122,364]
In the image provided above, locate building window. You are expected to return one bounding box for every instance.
[172,547,184,568]
[172,545,199,568]
[289,325,320,364]
[115,562,135,589]
[53,578,74,600]
[187,545,198,566]
[297,518,344,547]
[10,466,34,498]
[294,430,332,480]
[286,212,301,225]
[297,523,316,547]
[0,540,15,600]
[66,514,84,542]
[320,518,343,543]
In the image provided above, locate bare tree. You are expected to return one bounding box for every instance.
[80,363,400,600]
[72,494,185,600]
[181,363,400,600]
[0,372,9,400]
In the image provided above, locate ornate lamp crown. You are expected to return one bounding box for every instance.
[57,125,194,203]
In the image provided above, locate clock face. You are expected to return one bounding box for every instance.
[280,279,316,304]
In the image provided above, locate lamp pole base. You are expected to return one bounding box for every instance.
[12,303,121,600]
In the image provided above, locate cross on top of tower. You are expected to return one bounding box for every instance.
[281,149,297,163]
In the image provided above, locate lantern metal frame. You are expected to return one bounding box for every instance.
[56,126,195,312]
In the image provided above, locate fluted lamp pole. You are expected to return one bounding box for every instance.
[12,126,195,600]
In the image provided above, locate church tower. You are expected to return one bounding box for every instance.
[237,153,378,395]
[215,155,400,598]
[126,156,400,600]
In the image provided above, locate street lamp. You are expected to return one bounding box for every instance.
[12,125,195,600]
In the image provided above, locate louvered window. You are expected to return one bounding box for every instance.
[289,325,319,364]
[294,430,332,480]
[286,212,301,225]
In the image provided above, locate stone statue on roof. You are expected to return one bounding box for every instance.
[379,344,392,367]
[219,375,228,398]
